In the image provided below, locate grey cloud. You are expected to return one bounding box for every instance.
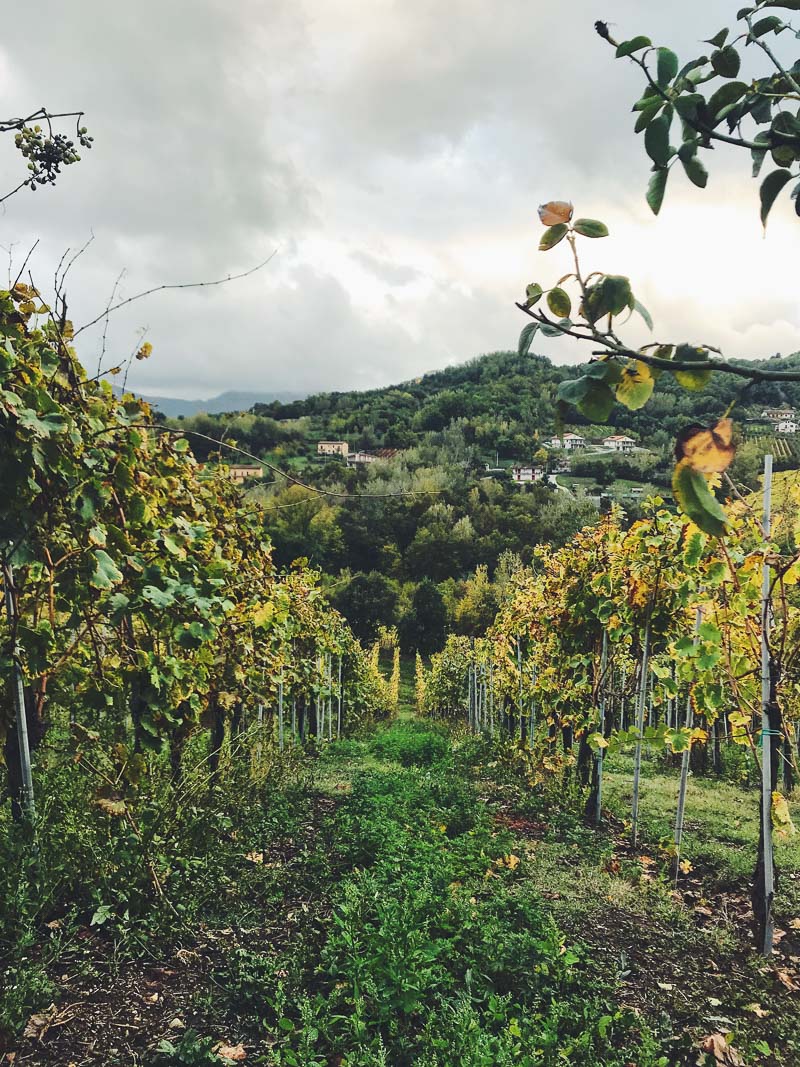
[0,0,796,398]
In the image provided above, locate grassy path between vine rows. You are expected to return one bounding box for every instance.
[4,721,800,1066]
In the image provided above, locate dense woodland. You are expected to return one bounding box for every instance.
[163,349,799,647]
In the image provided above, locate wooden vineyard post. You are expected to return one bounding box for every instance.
[256,703,264,765]
[327,655,333,741]
[529,661,536,743]
[3,561,36,823]
[592,631,609,826]
[337,656,343,738]
[489,661,495,737]
[291,697,297,745]
[674,607,702,879]
[756,453,777,957]
[278,672,285,752]
[631,621,651,846]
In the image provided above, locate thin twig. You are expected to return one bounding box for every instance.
[73,251,279,338]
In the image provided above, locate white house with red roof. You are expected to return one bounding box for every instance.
[603,434,636,453]
[548,432,586,451]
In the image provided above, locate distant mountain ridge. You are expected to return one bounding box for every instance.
[113,388,305,417]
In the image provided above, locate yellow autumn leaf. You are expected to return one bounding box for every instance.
[772,792,797,838]
[615,360,654,410]
[674,418,735,474]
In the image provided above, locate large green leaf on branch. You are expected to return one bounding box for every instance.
[672,460,728,537]
[557,363,616,423]
[582,275,634,322]
[760,168,793,227]
[711,46,741,77]
[518,322,539,357]
[673,344,711,390]
[646,168,669,214]
[572,218,609,238]
[707,81,748,118]
[751,15,784,35]
[645,114,673,166]
[616,36,652,57]
[615,361,655,410]
[539,224,569,251]
[656,47,679,86]
[547,287,572,318]
[682,155,709,188]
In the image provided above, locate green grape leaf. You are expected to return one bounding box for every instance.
[672,460,728,537]
[91,549,124,590]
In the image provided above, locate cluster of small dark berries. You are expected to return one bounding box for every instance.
[13,122,93,191]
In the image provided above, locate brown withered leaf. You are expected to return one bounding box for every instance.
[95,797,127,817]
[697,1032,744,1065]
[675,418,735,474]
[538,200,573,226]
[216,1042,247,1062]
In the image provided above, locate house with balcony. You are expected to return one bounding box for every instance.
[603,434,636,453]
[548,432,586,451]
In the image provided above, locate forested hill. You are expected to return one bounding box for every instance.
[249,348,800,456]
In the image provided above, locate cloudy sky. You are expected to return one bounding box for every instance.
[1,1,798,399]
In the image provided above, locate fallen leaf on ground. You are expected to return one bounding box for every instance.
[23,1005,58,1040]
[244,851,264,864]
[744,1003,770,1018]
[698,1032,744,1065]
[217,1043,247,1062]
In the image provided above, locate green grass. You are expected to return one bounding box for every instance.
[6,722,800,1065]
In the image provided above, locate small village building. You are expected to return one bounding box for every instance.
[317,440,349,458]
[761,408,796,424]
[603,434,636,453]
[548,432,586,451]
[511,466,544,484]
[347,448,403,466]
[226,464,264,485]
[776,419,798,434]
